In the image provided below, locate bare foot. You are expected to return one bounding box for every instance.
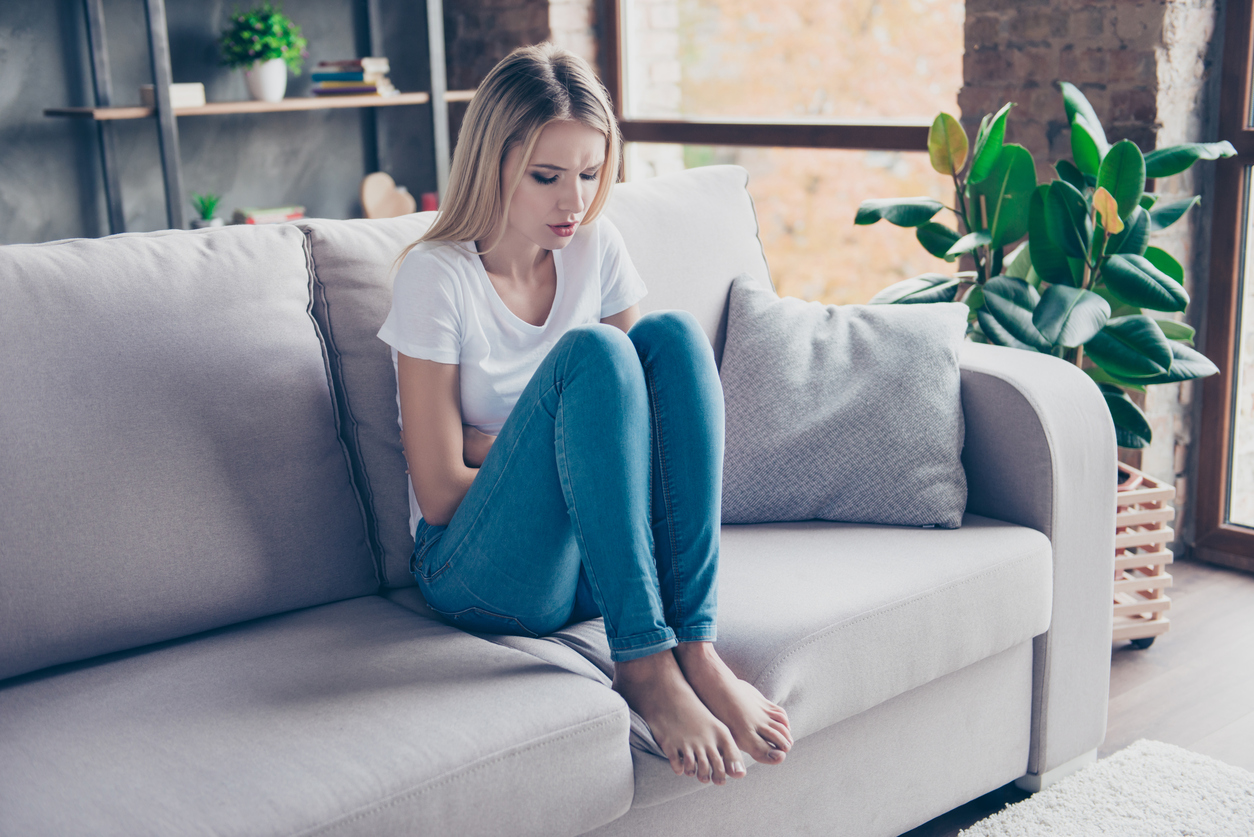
[613,649,748,784]
[673,641,793,766]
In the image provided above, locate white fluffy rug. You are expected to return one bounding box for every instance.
[959,740,1254,836]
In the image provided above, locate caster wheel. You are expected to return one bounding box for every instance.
[1130,637,1155,649]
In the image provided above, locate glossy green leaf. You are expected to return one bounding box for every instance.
[970,102,1014,184]
[1070,120,1103,178]
[915,222,962,260]
[855,198,944,227]
[964,284,985,316]
[1033,284,1111,347]
[1045,180,1092,259]
[1059,81,1110,152]
[967,144,1036,248]
[1101,254,1189,312]
[1143,141,1238,178]
[1108,206,1149,256]
[1084,315,1174,378]
[1149,196,1200,231]
[1028,186,1078,287]
[980,275,1051,351]
[1055,159,1088,192]
[928,113,969,176]
[1139,193,1159,210]
[1094,284,1142,319]
[946,231,993,258]
[1003,241,1032,280]
[1086,366,1146,392]
[1143,246,1184,283]
[1133,341,1219,383]
[1100,384,1153,448]
[868,273,961,305]
[1154,318,1195,346]
[1096,139,1146,219]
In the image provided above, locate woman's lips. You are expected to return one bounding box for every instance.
[548,222,577,237]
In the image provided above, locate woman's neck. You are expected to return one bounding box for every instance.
[477,230,550,285]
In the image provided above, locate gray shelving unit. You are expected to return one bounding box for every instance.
[48,0,456,233]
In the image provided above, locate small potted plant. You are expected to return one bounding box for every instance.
[219,3,308,103]
[190,193,224,229]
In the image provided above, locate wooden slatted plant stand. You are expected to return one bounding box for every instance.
[1113,463,1175,648]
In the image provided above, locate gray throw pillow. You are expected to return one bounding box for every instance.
[720,274,968,527]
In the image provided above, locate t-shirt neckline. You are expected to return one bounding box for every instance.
[468,244,565,333]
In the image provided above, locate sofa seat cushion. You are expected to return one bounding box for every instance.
[0,596,633,837]
[393,514,1051,807]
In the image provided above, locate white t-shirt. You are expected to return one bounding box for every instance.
[377,216,649,534]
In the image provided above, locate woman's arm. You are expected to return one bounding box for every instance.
[601,303,641,333]
[396,352,486,526]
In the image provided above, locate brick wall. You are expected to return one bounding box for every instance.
[961,0,1224,555]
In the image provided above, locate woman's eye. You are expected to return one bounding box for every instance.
[580,172,600,181]
[532,173,558,185]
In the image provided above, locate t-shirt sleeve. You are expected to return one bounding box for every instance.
[377,247,463,365]
[597,216,649,319]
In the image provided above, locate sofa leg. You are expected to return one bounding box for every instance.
[1013,748,1097,793]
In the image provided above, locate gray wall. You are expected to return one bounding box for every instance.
[0,0,438,244]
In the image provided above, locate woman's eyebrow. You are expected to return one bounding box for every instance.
[530,161,605,171]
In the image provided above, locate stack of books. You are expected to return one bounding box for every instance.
[311,58,397,97]
[231,206,306,225]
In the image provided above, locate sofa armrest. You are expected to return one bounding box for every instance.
[958,342,1115,779]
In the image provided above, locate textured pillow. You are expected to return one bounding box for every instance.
[720,274,969,527]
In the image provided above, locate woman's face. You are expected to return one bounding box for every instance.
[500,120,606,253]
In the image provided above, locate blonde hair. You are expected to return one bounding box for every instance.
[392,42,622,270]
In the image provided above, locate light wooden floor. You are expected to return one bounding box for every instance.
[901,558,1254,837]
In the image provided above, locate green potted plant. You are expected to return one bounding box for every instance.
[855,82,1235,450]
[190,193,223,229]
[219,3,308,103]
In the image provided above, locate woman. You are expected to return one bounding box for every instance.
[377,42,791,786]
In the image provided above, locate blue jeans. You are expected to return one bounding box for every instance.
[411,310,723,663]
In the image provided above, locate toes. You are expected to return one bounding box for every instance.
[760,724,792,752]
[684,746,697,777]
[696,752,712,783]
[669,748,685,776]
[768,719,793,747]
[721,745,747,778]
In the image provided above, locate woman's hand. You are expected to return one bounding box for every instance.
[462,425,497,468]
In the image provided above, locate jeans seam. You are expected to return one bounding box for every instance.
[554,395,620,642]
[645,365,685,628]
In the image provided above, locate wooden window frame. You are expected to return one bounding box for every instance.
[597,0,930,153]
[1195,0,1254,570]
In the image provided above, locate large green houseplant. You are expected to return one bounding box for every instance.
[856,82,1234,448]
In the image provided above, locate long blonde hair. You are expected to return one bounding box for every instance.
[393,42,622,270]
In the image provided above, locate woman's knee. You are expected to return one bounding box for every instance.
[558,323,642,384]
[628,310,714,366]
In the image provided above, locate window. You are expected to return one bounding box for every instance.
[603,0,964,303]
[1196,0,1254,569]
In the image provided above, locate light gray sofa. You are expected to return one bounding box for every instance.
[0,165,1115,836]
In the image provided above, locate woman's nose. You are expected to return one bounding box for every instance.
[558,178,586,213]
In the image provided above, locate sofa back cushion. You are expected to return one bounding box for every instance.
[0,225,378,682]
[301,164,771,588]
[604,165,772,364]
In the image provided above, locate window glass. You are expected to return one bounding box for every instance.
[624,143,955,304]
[623,0,964,121]
[1228,167,1254,528]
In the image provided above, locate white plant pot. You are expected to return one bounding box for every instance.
[191,217,224,229]
[243,58,288,103]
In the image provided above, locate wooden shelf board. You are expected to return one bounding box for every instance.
[45,90,476,121]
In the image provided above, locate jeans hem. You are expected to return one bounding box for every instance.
[674,626,717,643]
[608,629,678,663]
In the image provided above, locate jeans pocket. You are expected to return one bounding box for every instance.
[434,606,542,639]
[410,519,449,581]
